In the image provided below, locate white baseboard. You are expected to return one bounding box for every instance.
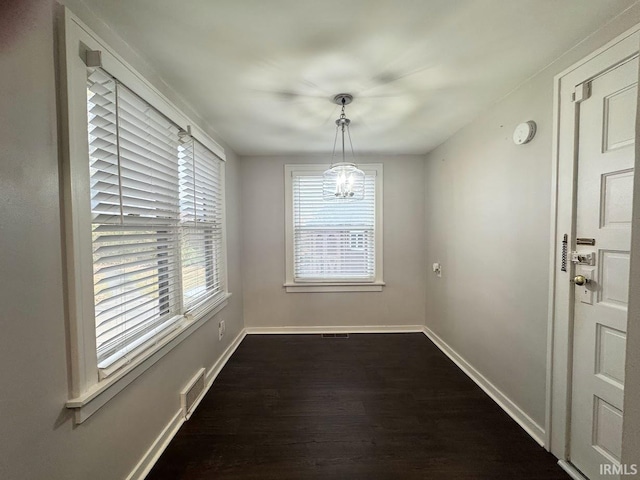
[127,328,247,480]
[126,409,183,480]
[422,326,546,447]
[558,460,588,480]
[245,325,424,335]
[206,328,247,387]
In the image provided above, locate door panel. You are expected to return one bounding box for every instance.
[603,85,636,152]
[570,57,637,480]
[601,168,634,228]
[593,397,623,462]
[595,324,626,387]
[599,250,631,308]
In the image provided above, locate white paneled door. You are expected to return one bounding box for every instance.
[570,57,638,480]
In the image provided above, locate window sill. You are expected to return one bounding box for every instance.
[66,293,231,423]
[284,282,385,293]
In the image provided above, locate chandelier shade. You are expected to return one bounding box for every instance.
[322,162,365,201]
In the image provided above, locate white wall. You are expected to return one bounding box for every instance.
[0,2,243,479]
[241,155,426,328]
[621,52,640,469]
[423,6,640,432]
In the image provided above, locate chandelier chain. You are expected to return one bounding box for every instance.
[346,123,356,160]
[331,123,339,163]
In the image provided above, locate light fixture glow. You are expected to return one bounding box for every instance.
[322,94,365,202]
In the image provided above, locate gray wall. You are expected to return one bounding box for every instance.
[241,155,426,328]
[423,6,640,430]
[0,2,243,479]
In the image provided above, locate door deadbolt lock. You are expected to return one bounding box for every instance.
[571,251,595,266]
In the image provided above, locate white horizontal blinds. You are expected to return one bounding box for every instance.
[88,68,183,371]
[179,139,225,311]
[292,172,376,281]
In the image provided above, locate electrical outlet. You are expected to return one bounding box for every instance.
[218,320,225,340]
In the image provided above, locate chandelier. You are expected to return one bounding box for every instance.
[322,94,365,201]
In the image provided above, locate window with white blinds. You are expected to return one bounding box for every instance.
[179,139,225,314]
[87,68,225,374]
[289,167,380,283]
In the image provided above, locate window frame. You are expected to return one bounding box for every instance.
[284,163,384,293]
[58,8,230,422]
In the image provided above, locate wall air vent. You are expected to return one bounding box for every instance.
[181,368,206,420]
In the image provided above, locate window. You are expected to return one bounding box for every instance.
[87,68,227,377]
[178,139,225,313]
[88,69,184,373]
[60,11,228,421]
[284,164,384,292]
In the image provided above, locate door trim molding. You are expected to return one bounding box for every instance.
[546,23,640,462]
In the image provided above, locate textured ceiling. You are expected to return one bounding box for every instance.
[79,0,636,155]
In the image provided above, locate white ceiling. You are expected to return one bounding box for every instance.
[81,0,636,155]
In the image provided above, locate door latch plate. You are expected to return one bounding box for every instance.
[576,268,595,305]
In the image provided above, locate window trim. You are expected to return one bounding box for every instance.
[284,163,384,293]
[58,7,229,422]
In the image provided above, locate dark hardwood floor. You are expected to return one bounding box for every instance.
[147,333,568,479]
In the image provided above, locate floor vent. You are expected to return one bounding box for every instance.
[321,333,349,338]
[181,368,206,420]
